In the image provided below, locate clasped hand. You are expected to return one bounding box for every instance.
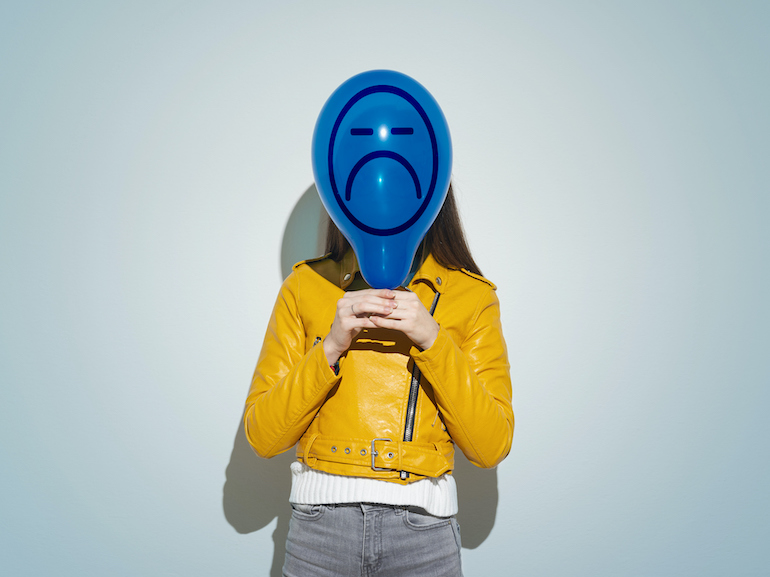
[323,289,439,366]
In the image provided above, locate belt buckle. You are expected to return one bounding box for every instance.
[370,438,393,471]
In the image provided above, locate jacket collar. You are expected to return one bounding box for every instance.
[341,249,361,290]
[409,252,449,295]
[335,250,449,294]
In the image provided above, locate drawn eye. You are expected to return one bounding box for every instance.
[350,128,373,135]
[391,127,414,135]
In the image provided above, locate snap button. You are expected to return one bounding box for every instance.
[360,449,367,456]
[345,447,351,454]
[435,277,442,285]
[343,273,351,281]
[331,446,337,453]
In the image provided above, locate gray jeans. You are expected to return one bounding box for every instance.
[283,503,463,577]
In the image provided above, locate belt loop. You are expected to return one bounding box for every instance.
[303,433,319,467]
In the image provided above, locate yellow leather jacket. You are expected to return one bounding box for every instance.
[244,250,513,484]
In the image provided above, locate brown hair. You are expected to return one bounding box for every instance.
[324,182,483,276]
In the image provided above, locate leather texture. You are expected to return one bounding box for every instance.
[244,251,514,484]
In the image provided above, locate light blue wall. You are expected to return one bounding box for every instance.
[1,1,768,575]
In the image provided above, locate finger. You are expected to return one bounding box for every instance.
[368,316,401,330]
[346,298,397,317]
[353,295,398,310]
[378,307,412,321]
[368,288,397,299]
[342,292,396,306]
[344,296,396,313]
[391,291,423,304]
[340,315,378,331]
[346,288,396,300]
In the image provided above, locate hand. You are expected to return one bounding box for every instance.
[323,289,397,365]
[369,290,439,351]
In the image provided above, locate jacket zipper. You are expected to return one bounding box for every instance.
[400,291,440,480]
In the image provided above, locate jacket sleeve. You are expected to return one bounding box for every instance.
[411,287,514,468]
[243,271,340,458]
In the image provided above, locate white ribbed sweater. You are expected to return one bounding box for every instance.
[289,461,458,517]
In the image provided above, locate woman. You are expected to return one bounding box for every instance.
[244,185,513,576]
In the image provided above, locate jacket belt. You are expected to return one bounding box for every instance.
[297,434,454,478]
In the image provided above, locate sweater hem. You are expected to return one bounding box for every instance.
[288,460,458,517]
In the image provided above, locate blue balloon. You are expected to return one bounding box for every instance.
[312,70,452,289]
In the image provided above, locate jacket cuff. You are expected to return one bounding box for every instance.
[410,325,453,367]
[313,339,343,382]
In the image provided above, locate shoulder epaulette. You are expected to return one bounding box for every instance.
[460,268,497,290]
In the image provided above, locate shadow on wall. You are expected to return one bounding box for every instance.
[224,419,295,577]
[223,184,499,575]
[279,184,328,278]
